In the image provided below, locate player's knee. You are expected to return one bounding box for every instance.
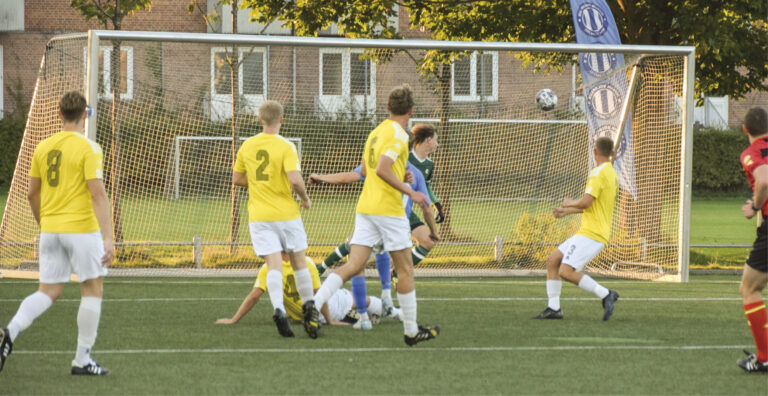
[421,239,435,250]
[545,252,561,270]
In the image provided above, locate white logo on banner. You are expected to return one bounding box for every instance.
[587,84,622,119]
[581,52,617,77]
[577,3,608,36]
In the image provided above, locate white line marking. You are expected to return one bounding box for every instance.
[14,344,752,355]
[0,297,741,303]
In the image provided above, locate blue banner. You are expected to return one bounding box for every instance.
[570,0,637,199]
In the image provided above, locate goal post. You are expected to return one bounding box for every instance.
[0,30,695,280]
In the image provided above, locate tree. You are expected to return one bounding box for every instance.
[71,0,153,245]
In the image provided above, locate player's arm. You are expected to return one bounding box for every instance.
[27,177,42,225]
[553,206,583,219]
[232,171,248,187]
[377,156,429,209]
[414,170,440,241]
[563,193,595,210]
[87,179,114,267]
[216,287,264,324]
[308,171,361,185]
[286,171,311,209]
[743,164,768,220]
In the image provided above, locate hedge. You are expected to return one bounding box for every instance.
[691,127,751,194]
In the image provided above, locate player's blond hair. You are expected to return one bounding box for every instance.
[595,136,614,157]
[59,91,87,123]
[388,84,414,116]
[258,100,283,127]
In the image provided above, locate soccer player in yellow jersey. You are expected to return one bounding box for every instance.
[534,136,620,321]
[0,92,114,376]
[304,84,440,345]
[215,253,392,326]
[232,100,314,338]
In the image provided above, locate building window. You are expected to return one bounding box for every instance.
[318,49,376,115]
[83,46,134,100]
[451,51,498,102]
[210,47,267,119]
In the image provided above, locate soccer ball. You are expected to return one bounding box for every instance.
[535,89,557,111]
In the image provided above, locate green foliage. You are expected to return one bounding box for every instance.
[70,0,152,28]
[507,212,579,267]
[0,79,29,189]
[691,127,750,194]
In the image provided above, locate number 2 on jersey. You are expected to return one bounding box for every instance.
[255,150,269,181]
[46,150,62,187]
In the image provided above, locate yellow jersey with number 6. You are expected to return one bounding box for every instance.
[29,131,103,233]
[356,120,410,217]
[234,133,301,222]
[254,257,320,321]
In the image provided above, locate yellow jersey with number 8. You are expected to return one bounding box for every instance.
[356,119,410,217]
[29,131,104,233]
[234,133,301,222]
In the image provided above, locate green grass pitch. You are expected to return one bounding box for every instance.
[0,275,765,395]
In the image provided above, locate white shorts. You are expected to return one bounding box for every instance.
[249,219,308,256]
[319,288,354,324]
[349,214,412,252]
[39,232,107,283]
[557,234,605,271]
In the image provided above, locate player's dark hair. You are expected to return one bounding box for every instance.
[744,107,768,137]
[59,91,87,123]
[388,84,414,116]
[595,136,614,157]
[410,123,436,149]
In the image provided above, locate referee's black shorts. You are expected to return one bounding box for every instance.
[746,220,767,273]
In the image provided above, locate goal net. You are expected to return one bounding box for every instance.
[0,31,693,280]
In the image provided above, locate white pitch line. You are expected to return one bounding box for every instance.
[0,296,741,303]
[13,344,752,355]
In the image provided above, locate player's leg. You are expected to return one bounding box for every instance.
[249,221,293,337]
[320,241,351,274]
[375,253,396,315]
[534,247,564,319]
[559,235,618,321]
[737,224,768,372]
[350,269,372,330]
[283,219,314,307]
[410,222,434,266]
[69,232,110,375]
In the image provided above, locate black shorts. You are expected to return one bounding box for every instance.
[746,220,767,273]
[408,211,425,231]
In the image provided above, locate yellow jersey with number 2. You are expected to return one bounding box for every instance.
[254,257,320,321]
[234,133,301,222]
[576,162,618,245]
[355,119,410,217]
[29,131,103,233]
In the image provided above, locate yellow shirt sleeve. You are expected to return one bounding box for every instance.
[585,172,604,199]
[83,146,103,181]
[233,144,246,173]
[283,143,299,173]
[253,265,268,291]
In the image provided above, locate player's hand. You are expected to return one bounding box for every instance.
[409,190,430,210]
[434,201,445,223]
[429,232,440,243]
[328,320,349,326]
[308,173,321,185]
[101,240,115,267]
[404,171,414,184]
[553,207,566,219]
[562,198,577,208]
[215,318,236,324]
[301,196,311,209]
[742,199,757,219]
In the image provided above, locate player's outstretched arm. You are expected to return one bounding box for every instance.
[287,170,311,209]
[421,204,441,242]
[216,288,264,324]
[552,206,583,219]
[562,193,595,210]
[87,179,114,267]
[309,171,361,185]
[27,177,42,225]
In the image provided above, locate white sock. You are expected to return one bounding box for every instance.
[7,291,53,342]
[266,270,285,312]
[315,273,343,308]
[75,297,102,366]
[381,288,393,306]
[293,268,314,304]
[368,296,383,317]
[546,280,562,311]
[578,275,610,299]
[398,290,418,336]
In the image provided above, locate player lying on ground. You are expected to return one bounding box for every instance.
[534,136,620,321]
[309,159,432,329]
[303,84,440,345]
[736,107,768,374]
[216,253,401,327]
[232,100,314,338]
[0,92,114,376]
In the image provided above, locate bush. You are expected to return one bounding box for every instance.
[0,79,28,189]
[692,127,750,194]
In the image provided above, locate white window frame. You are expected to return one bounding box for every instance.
[82,45,134,100]
[318,48,376,114]
[210,47,267,100]
[451,51,498,102]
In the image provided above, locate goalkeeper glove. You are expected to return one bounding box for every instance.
[434,201,445,223]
